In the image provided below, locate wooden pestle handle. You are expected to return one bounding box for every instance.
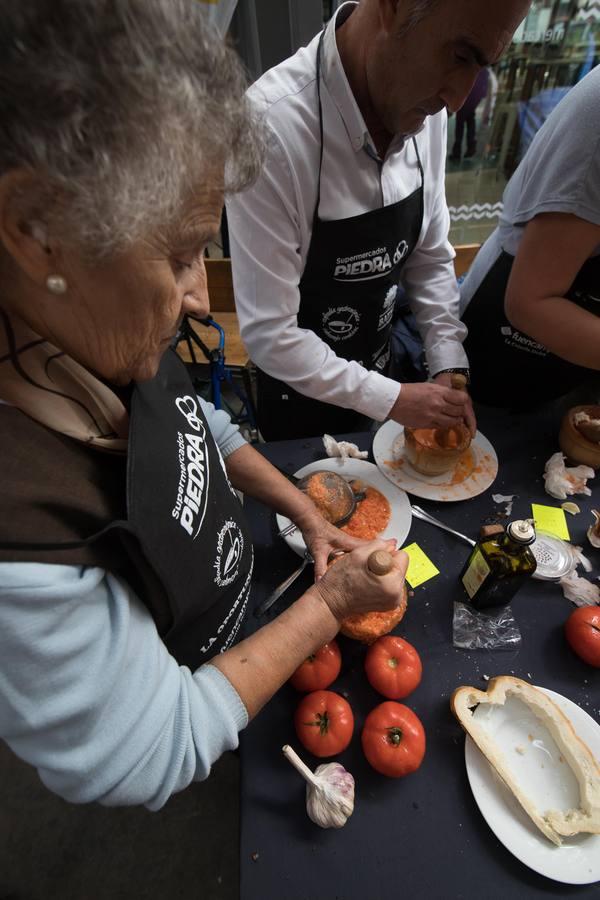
[451,373,468,392]
[367,549,395,576]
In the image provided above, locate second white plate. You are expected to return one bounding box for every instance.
[276,458,412,558]
[464,686,600,885]
[373,419,498,502]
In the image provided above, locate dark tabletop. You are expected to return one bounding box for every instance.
[239,404,600,900]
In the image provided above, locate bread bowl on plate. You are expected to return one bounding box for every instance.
[451,676,600,846]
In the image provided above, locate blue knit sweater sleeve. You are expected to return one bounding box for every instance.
[0,563,248,808]
[0,398,249,808]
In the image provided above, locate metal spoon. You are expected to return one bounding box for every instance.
[255,550,313,617]
[410,505,476,547]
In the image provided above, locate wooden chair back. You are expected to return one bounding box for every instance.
[205,258,236,312]
[453,243,480,279]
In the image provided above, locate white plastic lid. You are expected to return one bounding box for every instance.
[507,519,536,545]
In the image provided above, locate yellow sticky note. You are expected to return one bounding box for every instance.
[402,542,440,589]
[531,504,570,541]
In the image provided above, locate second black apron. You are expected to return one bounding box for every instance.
[256,32,424,441]
[463,250,600,408]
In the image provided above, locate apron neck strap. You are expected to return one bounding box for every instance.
[412,136,424,186]
[314,29,326,224]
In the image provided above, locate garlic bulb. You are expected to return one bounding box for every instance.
[587,510,600,549]
[282,744,355,829]
[543,452,594,500]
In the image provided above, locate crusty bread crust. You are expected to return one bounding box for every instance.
[451,676,600,845]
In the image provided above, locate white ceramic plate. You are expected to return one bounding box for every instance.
[373,419,498,502]
[276,458,412,558]
[464,687,600,885]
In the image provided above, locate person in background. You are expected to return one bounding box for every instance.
[226,0,531,441]
[460,65,600,408]
[449,66,491,162]
[0,0,408,809]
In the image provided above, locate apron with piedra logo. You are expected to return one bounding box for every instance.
[256,31,424,441]
[0,348,254,670]
[463,250,600,407]
[125,347,254,664]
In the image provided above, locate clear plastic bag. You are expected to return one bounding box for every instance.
[453,601,522,650]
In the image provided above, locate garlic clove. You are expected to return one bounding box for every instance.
[283,745,355,829]
[559,570,600,606]
[587,510,600,549]
[544,452,594,500]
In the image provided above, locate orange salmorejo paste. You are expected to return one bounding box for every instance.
[341,483,391,540]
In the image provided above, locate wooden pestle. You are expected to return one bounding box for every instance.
[367,549,395,576]
[451,373,467,391]
[434,373,469,448]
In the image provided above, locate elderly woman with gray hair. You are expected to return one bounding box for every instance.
[0,0,407,809]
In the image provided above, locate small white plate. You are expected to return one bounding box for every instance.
[464,687,600,885]
[276,458,412,558]
[373,419,498,502]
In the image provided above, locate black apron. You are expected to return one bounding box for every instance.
[463,250,600,408]
[257,32,425,441]
[0,348,253,671]
[126,348,254,666]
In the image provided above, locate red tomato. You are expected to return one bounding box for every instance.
[294,690,354,758]
[565,606,600,668]
[364,636,422,699]
[289,641,342,692]
[361,702,426,777]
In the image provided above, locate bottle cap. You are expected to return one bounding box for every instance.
[507,519,536,545]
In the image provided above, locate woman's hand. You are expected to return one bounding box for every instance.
[295,508,368,580]
[313,539,409,623]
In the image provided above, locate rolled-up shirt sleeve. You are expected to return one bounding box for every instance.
[0,563,248,809]
[227,129,401,422]
[401,115,469,377]
[198,396,246,458]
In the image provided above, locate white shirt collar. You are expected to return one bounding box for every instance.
[321,2,424,159]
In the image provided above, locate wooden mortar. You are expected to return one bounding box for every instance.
[559,405,600,469]
[404,374,472,476]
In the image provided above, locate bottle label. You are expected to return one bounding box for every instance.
[462,547,491,599]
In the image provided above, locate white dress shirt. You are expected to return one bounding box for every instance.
[227,1,468,422]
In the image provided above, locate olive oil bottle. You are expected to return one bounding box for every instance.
[460,520,537,610]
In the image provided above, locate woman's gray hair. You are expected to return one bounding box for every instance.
[0,0,263,257]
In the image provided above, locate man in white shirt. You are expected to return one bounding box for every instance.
[227,0,530,440]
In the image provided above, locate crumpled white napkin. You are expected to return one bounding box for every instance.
[543,452,594,500]
[323,434,368,461]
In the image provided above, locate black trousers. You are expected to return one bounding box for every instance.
[453,110,477,156]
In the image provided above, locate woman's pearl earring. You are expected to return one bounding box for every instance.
[46,274,68,295]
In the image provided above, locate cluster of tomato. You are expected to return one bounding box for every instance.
[291,636,426,778]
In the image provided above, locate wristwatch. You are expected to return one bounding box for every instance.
[435,367,471,384]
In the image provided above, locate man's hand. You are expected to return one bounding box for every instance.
[388,381,474,431]
[433,372,477,437]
